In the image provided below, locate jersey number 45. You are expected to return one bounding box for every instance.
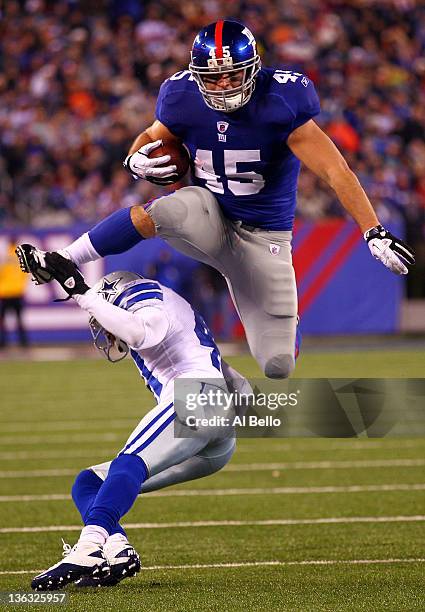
[194,149,265,196]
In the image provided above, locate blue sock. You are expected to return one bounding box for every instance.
[71,469,127,537]
[88,208,144,257]
[84,455,148,534]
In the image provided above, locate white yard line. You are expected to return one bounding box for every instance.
[1,440,423,460]
[0,449,117,461]
[0,469,77,478]
[0,483,424,503]
[1,458,424,479]
[236,440,425,452]
[225,459,425,471]
[1,423,423,448]
[0,419,137,433]
[1,557,424,576]
[0,494,71,502]
[0,433,122,446]
[1,515,424,534]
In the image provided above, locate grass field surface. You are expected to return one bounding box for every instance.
[0,351,424,611]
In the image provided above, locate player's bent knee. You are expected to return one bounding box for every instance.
[149,193,189,232]
[148,186,217,233]
[71,469,103,502]
[264,353,295,379]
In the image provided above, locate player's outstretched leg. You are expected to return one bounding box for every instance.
[16,188,224,282]
[224,226,299,378]
[148,189,298,377]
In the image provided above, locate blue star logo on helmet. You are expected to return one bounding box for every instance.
[98,277,122,300]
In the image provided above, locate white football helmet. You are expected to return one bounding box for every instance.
[89,271,145,362]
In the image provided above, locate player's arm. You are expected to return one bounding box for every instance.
[42,252,169,349]
[75,291,169,350]
[287,119,377,232]
[128,120,180,155]
[287,120,415,274]
[123,120,181,184]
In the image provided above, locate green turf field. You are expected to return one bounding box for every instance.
[0,352,424,611]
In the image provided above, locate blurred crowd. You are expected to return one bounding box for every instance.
[1,0,425,294]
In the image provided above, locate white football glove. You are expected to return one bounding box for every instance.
[123,140,177,184]
[364,225,415,275]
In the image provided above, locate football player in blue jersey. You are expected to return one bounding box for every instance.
[17,20,414,379]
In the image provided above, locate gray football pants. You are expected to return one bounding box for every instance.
[90,437,235,494]
[90,383,236,494]
[147,186,298,378]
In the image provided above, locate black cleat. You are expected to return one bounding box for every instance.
[15,244,53,285]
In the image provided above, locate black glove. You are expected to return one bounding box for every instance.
[44,253,90,299]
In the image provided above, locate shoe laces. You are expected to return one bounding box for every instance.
[61,538,74,557]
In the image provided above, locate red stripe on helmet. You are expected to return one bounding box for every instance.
[214,20,224,59]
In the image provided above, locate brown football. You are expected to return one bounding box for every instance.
[148,140,190,183]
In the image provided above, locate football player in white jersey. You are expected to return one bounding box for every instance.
[30,253,247,591]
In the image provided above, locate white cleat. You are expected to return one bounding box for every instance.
[75,537,141,587]
[31,539,110,591]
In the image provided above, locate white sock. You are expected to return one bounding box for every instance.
[107,533,129,546]
[78,524,109,547]
[57,233,101,266]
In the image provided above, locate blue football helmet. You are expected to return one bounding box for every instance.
[189,20,261,112]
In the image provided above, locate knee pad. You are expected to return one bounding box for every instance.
[150,193,189,232]
[264,353,295,379]
[150,186,218,233]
